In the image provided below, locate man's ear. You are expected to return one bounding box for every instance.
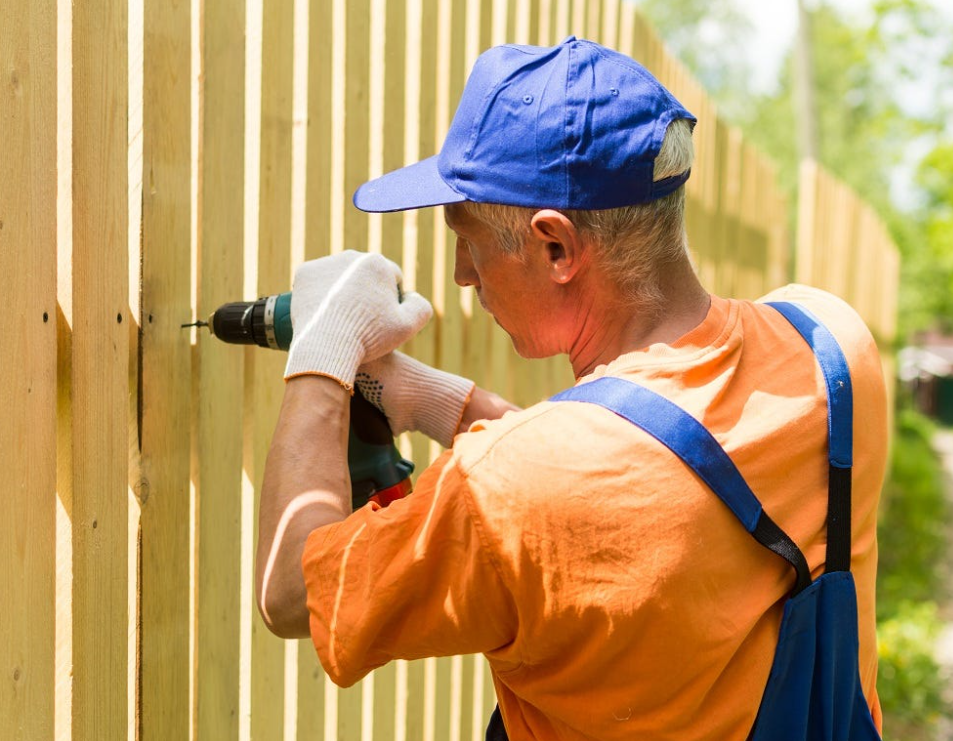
[529,209,585,284]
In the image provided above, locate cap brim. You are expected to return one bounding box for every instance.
[353,155,466,213]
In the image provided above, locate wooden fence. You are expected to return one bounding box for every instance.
[1,0,898,739]
[796,159,901,417]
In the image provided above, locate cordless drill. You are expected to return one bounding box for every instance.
[184,293,414,509]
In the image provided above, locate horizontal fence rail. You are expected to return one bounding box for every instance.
[1,0,899,739]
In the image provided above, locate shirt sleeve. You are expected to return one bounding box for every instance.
[301,448,518,687]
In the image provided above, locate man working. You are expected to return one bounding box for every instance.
[255,37,886,739]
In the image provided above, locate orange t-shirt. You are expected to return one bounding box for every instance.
[302,285,886,740]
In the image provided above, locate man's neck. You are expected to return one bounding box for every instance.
[567,264,711,378]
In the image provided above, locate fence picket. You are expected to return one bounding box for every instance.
[195,0,246,736]
[139,0,193,735]
[0,2,57,739]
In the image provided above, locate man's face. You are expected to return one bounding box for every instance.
[444,205,559,358]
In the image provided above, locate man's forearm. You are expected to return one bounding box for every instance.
[456,385,521,434]
[255,375,352,638]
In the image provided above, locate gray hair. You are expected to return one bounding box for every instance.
[459,118,695,313]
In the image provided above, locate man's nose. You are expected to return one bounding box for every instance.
[454,239,476,288]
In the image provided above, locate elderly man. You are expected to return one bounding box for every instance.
[255,37,885,740]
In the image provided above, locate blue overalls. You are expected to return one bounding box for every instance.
[486,301,881,741]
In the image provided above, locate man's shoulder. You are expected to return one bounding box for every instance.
[755,283,880,358]
[450,393,635,483]
[452,400,576,472]
[755,284,869,334]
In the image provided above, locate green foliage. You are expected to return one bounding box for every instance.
[877,409,947,609]
[877,601,947,734]
[876,407,950,732]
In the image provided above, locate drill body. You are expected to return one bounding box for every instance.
[199,293,414,509]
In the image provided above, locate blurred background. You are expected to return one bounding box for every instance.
[635,0,953,737]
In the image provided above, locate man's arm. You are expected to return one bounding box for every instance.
[456,385,520,433]
[356,351,520,445]
[255,377,516,638]
[255,376,351,638]
[253,251,432,638]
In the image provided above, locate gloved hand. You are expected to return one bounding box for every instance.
[355,352,476,448]
[284,250,433,388]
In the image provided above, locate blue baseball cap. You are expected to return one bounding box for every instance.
[353,36,696,213]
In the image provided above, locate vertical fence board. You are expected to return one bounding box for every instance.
[195,0,246,737]
[380,0,408,269]
[343,0,371,255]
[249,0,297,738]
[55,0,74,733]
[297,0,335,732]
[304,0,334,260]
[404,0,440,506]
[139,0,193,736]
[296,0,335,730]
[70,0,130,736]
[336,0,374,731]
[0,2,57,739]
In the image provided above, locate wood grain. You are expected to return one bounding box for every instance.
[0,2,58,738]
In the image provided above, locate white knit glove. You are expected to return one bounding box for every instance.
[284,251,433,388]
[355,352,476,448]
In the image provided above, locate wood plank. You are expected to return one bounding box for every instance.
[305,0,334,260]
[297,0,336,733]
[536,0,552,45]
[601,0,619,48]
[249,0,296,738]
[431,0,454,392]
[795,159,818,286]
[71,1,132,734]
[55,3,74,733]
[335,0,374,733]
[456,654,474,741]
[437,0,468,386]
[0,2,57,739]
[379,0,407,270]
[553,0,570,41]
[570,0,585,38]
[404,658,426,741]
[405,0,439,477]
[343,0,371,256]
[195,0,246,736]
[586,0,602,40]
[138,0,193,736]
[70,0,131,737]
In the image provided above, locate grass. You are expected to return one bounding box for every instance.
[877,406,951,739]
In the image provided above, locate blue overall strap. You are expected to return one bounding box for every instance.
[766,301,853,573]
[550,376,813,596]
[748,303,880,740]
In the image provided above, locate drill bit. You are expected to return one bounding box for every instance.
[181,320,209,329]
